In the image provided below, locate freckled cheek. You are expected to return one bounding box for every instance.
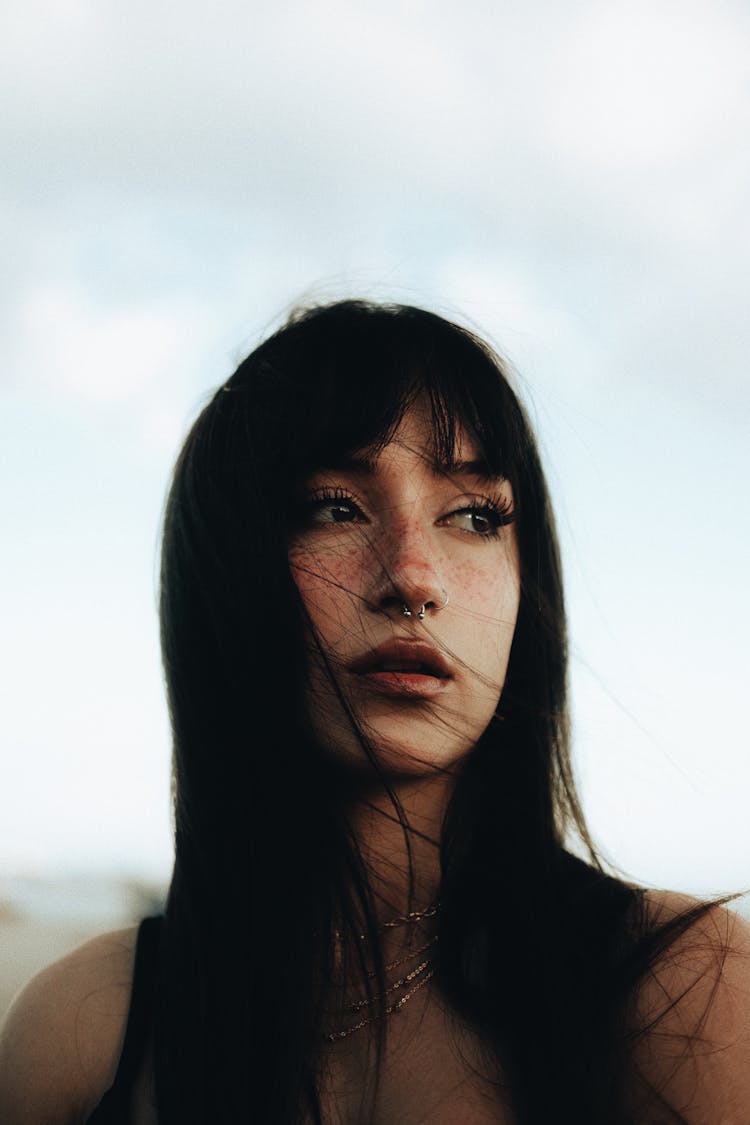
[452,556,518,610]
[288,545,365,635]
[451,558,520,665]
[451,560,489,603]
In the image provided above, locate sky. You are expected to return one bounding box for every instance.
[1,0,749,896]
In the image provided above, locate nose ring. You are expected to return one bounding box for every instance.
[401,589,449,621]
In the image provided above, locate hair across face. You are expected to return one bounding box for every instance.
[287,397,521,778]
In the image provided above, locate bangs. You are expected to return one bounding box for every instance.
[231,301,520,487]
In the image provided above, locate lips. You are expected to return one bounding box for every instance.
[349,641,452,698]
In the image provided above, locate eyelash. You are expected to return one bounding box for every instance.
[301,486,368,524]
[300,486,515,539]
[445,493,516,539]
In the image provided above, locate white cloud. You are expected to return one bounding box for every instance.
[19,286,187,404]
[546,1,750,170]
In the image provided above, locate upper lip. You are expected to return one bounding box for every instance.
[349,640,453,679]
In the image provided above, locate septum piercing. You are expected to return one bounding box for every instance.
[401,589,449,621]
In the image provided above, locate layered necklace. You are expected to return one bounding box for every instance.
[327,904,440,1042]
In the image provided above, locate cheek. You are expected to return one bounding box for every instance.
[453,550,520,615]
[453,558,493,603]
[288,545,363,640]
[452,555,520,661]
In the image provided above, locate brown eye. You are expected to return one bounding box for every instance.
[464,511,495,534]
[447,509,498,535]
[302,494,367,527]
[442,499,514,539]
[317,502,359,524]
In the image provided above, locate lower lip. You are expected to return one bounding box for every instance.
[356,672,450,699]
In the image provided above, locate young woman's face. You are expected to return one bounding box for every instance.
[288,402,521,778]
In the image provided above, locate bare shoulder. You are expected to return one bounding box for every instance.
[0,926,139,1125]
[633,889,750,1122]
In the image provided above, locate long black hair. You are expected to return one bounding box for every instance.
[155,299,719,1123]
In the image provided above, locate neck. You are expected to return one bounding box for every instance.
[320,772,453,1039]
[345,771,454,928]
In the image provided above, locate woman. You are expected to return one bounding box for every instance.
[1,299,749,1124]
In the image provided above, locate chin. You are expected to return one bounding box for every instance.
[305,686,495,781]
[308,720,469,782]
[345,720,478,781]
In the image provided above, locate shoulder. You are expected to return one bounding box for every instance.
[0,926,139,1125]
[632,889,750,1122]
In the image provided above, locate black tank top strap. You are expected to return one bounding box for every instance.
[86,915,163,1124]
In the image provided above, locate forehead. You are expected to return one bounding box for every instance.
[314,408,502,493]
[354,400,482,469]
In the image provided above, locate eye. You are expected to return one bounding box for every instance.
[441,496,515,538]
[298,487,368,528]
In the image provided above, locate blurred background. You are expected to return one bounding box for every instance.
[2,0,749,1019]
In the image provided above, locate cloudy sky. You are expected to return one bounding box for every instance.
[2,0,749,896]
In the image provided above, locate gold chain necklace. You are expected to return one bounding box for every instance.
[332,903,440,945]
[327,961,436,1041]
[326,905,440,1042]
[379,904,439,929]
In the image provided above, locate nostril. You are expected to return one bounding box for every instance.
[370,573,447,621]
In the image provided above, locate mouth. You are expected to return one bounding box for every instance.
[349,642,452,698]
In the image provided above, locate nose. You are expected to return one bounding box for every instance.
[371,520,447,622]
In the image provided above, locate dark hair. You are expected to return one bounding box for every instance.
[155,300,720,1123]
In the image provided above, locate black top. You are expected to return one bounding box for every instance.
[86,915,162,1124]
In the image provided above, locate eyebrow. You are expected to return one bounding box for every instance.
[317,455,504,483]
